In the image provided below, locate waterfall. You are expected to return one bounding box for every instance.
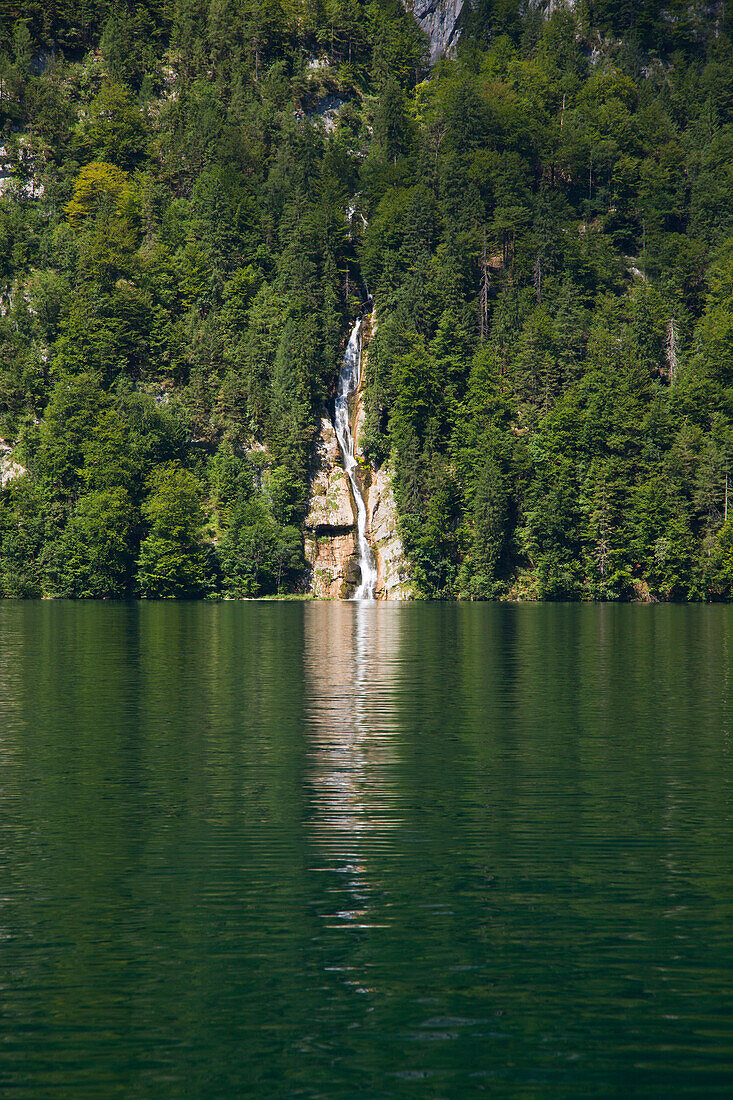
[334,318,378,600]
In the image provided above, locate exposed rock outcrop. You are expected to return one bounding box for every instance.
[405,0,465,64]
[406,0,723,66]
[355,322,413,599]
[526,0,576,15]
[527,0,722,42]
[305,417,354,530]
[366,465,414,599]
[306,528,361,598]
[304,328,414,599]
[304,416,358,597]
[0,441,25,488]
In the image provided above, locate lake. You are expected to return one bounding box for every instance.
[0,601,732,1096]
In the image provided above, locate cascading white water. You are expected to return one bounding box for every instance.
[334,318,378,600]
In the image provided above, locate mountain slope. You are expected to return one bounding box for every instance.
[1,1,733,601]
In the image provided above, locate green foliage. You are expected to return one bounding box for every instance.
[77,82,149,169]
[0,477,46,597]
[1,0,733,602]
[65,162,134,229]
[47,488,135,598]
[136,464,211,598]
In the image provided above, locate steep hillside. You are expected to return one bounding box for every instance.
[1,1,733,600]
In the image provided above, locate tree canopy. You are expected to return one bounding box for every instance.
[2,0,733,600]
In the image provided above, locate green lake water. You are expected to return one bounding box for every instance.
[0,601,732,1097]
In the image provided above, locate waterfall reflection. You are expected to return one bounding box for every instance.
[304,602,404,930]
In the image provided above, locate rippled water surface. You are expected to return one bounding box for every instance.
[1,601,732,1096]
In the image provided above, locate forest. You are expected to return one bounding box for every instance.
[1,0,733,600]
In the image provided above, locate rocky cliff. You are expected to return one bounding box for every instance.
[405,0,465,64]
[304,322,413,600]
[304,417,359,598]
[366,465,414,599]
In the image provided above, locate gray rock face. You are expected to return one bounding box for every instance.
[406,0,465,64]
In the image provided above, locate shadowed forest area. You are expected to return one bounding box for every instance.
[1,0,733,599]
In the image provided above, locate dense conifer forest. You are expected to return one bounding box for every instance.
[1,0,733,599]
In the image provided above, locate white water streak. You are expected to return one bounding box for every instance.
[334,320,377,600]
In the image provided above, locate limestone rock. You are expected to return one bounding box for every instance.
[406,0,465,64]
[305,416,357,597]
[305,530,359,599]
[367,465,414,600]
[0,441,25,488]
[305,417,354,531]
[354,312,413,600]
[305,320,412,599]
